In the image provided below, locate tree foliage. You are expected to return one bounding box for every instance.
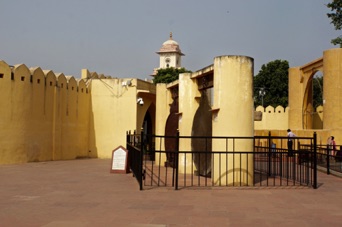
[313,75,323,108]
[153,67,192,84]
[327,0,342,47]
[254,60,289,107]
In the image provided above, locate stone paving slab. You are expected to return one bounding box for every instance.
[1,159,342,227]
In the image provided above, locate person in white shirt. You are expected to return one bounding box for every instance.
[287,129,296,157]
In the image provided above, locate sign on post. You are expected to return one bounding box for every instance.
[110,146,129,174]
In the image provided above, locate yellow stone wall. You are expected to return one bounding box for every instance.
[2,47,341,166]
[89,78,136,159]
[157,56,256,184]
[0,61,91,164]
[288,67,303,130]
[254,105,289,130]
[155,83,172,165]
[286,48,342,143]
[0,60,156,164]
[323,49,342,132]
[87,76,156,159]
[178,72,201,173]
[254,105,323,130]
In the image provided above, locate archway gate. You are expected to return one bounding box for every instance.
[289,48,342,136]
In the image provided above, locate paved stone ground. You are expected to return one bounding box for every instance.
[1,159,342,227]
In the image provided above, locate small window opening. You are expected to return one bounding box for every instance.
[21,76,25,81]
[72,87,74,91]
[37,79,40,84]
[50,81,53,86]
[11,73,14,80]
[61,83,63,88]
[0,73,4,78]
[81,88,84,93]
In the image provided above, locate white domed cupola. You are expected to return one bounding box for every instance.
[156,32,184,69]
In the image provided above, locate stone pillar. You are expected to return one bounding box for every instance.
[323,48,342,132]
[178,73,200,173]
[212,55,254,186]
[155,83,170,165]
[288,67,303,130]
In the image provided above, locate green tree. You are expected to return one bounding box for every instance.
[254,60,289,107]
[153,67,192,84]
[327,0,342,47]
[313,75,324,108]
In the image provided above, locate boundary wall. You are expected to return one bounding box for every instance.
[86,75,156,159]
[254,105,323,130]
[0,60,157,165]
[0,60,90,164]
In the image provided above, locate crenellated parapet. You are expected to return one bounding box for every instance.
[0,60,92,164]
[0,61,90,98]
[255,105,289,113]
[254,105,323,130]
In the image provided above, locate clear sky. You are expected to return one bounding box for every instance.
[0,0,339,79]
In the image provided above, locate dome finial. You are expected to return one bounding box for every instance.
[170,32,173,40]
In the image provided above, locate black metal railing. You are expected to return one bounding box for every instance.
[126,131,143,190]
[300,143,342,175]
[126,131,317,190]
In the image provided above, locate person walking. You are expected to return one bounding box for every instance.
[287,129,296,157]
[331,136,337,156]
[327,136,336,156]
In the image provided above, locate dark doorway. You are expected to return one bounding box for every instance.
[143,110,154,160]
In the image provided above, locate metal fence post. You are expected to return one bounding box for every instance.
[327,142,330,175]
[313,132,317,189]
[139,130,144,190]
[126,131,130,145]
[175,130,180,190]
[268,131,271,176]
